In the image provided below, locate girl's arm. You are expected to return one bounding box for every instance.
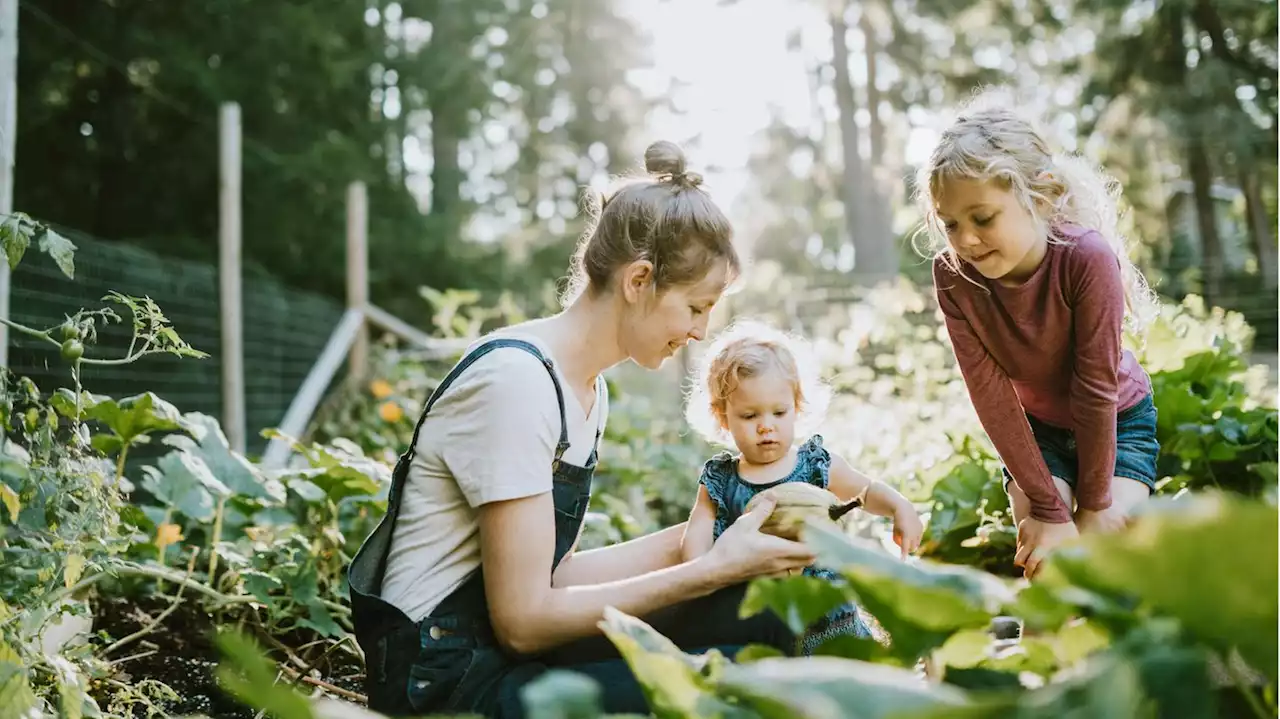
[480,491,815,656]
[827,452,909,518]
[552,523,688,588]
[1065,239,1127,513]
[828,452,924,557]
[680,484,718,562]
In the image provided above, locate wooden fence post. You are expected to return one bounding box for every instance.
[219,102,246,453]
[0,0,18,367]
[347,181,369,381]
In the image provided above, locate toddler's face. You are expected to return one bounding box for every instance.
[933,176,1047,285]
[723,369,797,466]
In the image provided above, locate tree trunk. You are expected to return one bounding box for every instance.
[427,1,465,243]
[830,4,895,282]
[1186,137,1222,306]
[860,14,884,167]
[1240,165,1277,291]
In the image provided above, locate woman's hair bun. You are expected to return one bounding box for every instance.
[644,140,687,177]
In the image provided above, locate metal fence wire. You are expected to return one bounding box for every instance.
[7,225,344,458]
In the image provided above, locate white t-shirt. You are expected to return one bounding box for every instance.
[380,332,608,622]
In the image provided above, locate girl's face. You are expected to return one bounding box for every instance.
[722,368,797,466]
[933,177,1048,285]
[620,260,728,370]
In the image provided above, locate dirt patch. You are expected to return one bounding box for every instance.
[91,596,365,718]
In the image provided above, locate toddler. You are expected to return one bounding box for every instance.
[680,320,924,655]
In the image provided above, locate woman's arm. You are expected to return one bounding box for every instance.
[552,522,688,588]
[480,492,813,656]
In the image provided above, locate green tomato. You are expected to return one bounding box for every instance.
[60,339,84,362]
[60,320,80,341]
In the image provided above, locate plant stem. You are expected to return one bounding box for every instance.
[279,665,367,703]
[115,444,129,484]
[23,561,240,619]
[156,507,173,592]
[105,549,199,655]
[0,317,56,346]
[1224,650,1272,719]
[208,496,225,584]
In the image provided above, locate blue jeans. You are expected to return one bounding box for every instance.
[1002,393,1161,493]
[482,582,797,717]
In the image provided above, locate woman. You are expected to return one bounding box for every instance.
[348,140,816,717]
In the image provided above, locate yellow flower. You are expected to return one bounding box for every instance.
[155,523,184,551]
[379,401,404,423]
[370,379,394,399]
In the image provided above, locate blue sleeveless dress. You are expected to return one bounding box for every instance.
[700,434,874,654]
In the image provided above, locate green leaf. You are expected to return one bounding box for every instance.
[164,413,283,503]
[139,450,231,521]
[1115,620,1217,719]
[38,226,77,279]
[0,213,28,270]
[739,575,852,638]
[214,630,314,719]
[1054,620,1110,666]
[299,600,344,638]
[803,521,1013,664]
[64,553,86,589]
[86,392,186,449]
[1042,492,1278,683]
[0,641,39,717]
[47,654,86,719]
[520,669,603,719]
[1003,582,1076,633]
[1247,461,1277,485]
[934,630,992,670]
[598,607,747,718]
[240,570,283,607]
[0,483,19,523]
[734,645,786,663]
[717,656,971,718]
[89,434,126,456]
[50,389,104,421]
[276,439,385,503]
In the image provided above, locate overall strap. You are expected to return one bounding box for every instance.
[386,338,571,515]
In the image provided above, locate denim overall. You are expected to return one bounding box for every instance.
[347,338,600,717]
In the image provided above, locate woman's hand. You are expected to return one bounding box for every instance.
[1014,517,1079,579]
[701,496,816,584]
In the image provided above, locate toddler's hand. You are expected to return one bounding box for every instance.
[892,506,924,559]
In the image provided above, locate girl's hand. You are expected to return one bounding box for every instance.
[891,506,924,559]
[1074,505,1129,535]
[1014,517,1079,579]
[703,496,816,584]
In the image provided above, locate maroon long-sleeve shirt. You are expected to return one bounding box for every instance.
[932,225,1151,523]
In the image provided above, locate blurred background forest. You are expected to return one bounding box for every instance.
[9,0,1278,449]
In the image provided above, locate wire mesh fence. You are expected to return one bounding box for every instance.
[7,225,344,458]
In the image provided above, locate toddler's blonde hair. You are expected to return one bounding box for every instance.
[685,319,831,448]
[913,86,1158,333]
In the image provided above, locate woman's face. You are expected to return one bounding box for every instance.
[620,260,729,370]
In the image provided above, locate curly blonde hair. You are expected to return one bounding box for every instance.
[913,86,1157,333]
[684,319,831,448]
